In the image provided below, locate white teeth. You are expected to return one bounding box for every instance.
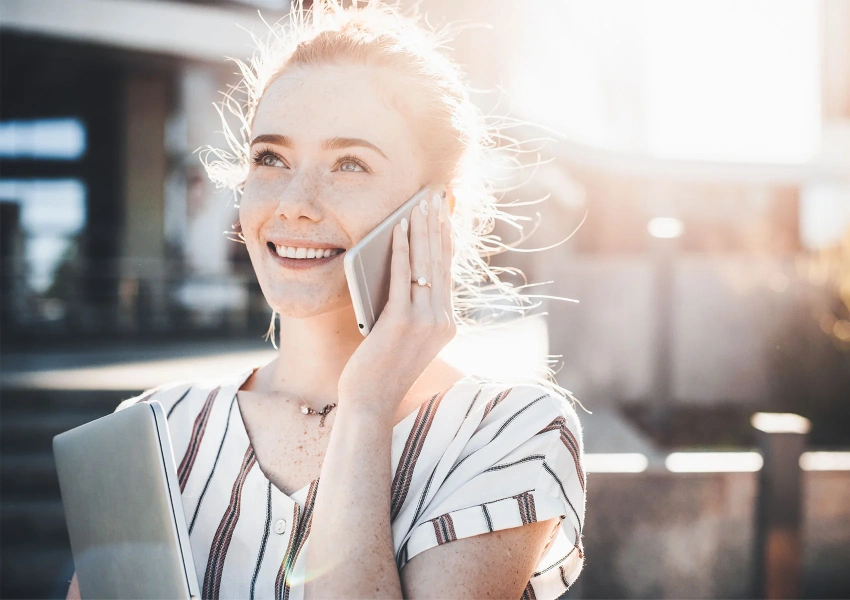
[274,245,341,259]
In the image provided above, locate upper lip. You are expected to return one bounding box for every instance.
[267,238,345,250]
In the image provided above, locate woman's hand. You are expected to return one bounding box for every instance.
[337,190,456,413]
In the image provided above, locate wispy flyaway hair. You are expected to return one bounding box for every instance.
[200,0,586,410]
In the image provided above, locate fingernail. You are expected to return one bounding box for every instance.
[401,217,408,233]
[419,198,428,215]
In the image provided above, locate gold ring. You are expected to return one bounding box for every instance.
[412,276,432,288]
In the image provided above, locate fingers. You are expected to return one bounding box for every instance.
[427,192,444,317]
[388,188,455,340]
[441,195,454,318]
[410,194,432,312]
[388,217,411,309]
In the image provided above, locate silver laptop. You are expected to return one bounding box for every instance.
[53,401,201,599]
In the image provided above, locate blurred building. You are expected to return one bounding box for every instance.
[1,0,295,344]
[430,0,850,447]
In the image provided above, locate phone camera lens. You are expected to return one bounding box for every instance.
[359,323,364,329]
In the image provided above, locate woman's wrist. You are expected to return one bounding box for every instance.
[334,396,398,431]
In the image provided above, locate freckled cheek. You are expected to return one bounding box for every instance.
[325,190,397,240]
[238,201,265,250]
[239,178,284,238]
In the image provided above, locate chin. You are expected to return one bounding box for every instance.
[266,290,351,319]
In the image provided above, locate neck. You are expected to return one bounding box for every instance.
[245,304,466,413]
[262,303,362,407]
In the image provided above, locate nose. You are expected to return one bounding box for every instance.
[273,169,323,221]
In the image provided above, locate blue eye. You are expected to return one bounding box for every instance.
[252,149,286,168]
[336,155,369,173]
[340,160,362,172]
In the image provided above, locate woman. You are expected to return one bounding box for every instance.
[67,1,585,598]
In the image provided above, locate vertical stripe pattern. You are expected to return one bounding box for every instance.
[513,491,538,525]
[275,502,302,600]
[202,445,257,599]
[542,462,583,535]
[167,387,192,419]
[431,513,457,545]
[286,479,320,589]
[119,371,586,599]
[559,566,570,588]
[250,481,273,600]
[189,395,237,533]
[390,390,446,521]
[482,504,494,532]
[481,387,513,420]
[537,416,585,492]
[177,387,221,491]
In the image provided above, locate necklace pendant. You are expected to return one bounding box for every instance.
[300,405,310,415]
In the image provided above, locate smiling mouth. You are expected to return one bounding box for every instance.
[266,242,345,261]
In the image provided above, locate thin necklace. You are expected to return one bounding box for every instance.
[247,367,337,427]
[299,402,337,426]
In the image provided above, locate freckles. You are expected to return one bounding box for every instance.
[240,180,281,227]
[248,176,285,202]
[237,207,262,242]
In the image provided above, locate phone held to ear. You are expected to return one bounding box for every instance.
[344,186,445,336]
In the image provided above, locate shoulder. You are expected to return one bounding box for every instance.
[470,378,584,452]
[113,379,195,413]
[397,378,588,592]
[112,369,251,416]
[454,379,587,516]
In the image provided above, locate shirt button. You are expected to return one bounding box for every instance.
[274,519,287,535]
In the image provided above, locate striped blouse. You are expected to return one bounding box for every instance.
[116,367,586,600]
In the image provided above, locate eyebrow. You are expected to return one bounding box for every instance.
[249,134,389,161]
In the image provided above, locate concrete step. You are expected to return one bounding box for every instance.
[1,411,109,454]
[0,499,69,547]
[0,388,136,414]
[0,545,74,599]
[1,453,61,498]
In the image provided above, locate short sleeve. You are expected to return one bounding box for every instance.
[113,380,194,414]
[397,385,586,599]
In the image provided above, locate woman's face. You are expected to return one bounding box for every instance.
[241,63,429,318]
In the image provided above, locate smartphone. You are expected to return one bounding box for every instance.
[344,185,444,336]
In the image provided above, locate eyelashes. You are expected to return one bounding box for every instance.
[335,154,370,173]
[251,148,283,167]
[250,147,370,173]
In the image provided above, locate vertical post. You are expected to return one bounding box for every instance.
[648,212,682,444]
[751,412,811,599]
[120,72,171,331]
[651,234,674,442]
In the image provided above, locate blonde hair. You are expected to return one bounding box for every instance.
[200,0,586,411]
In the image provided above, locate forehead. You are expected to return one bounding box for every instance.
[252,64,419,157]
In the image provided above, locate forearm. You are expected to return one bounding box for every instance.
[304,401,403,599]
